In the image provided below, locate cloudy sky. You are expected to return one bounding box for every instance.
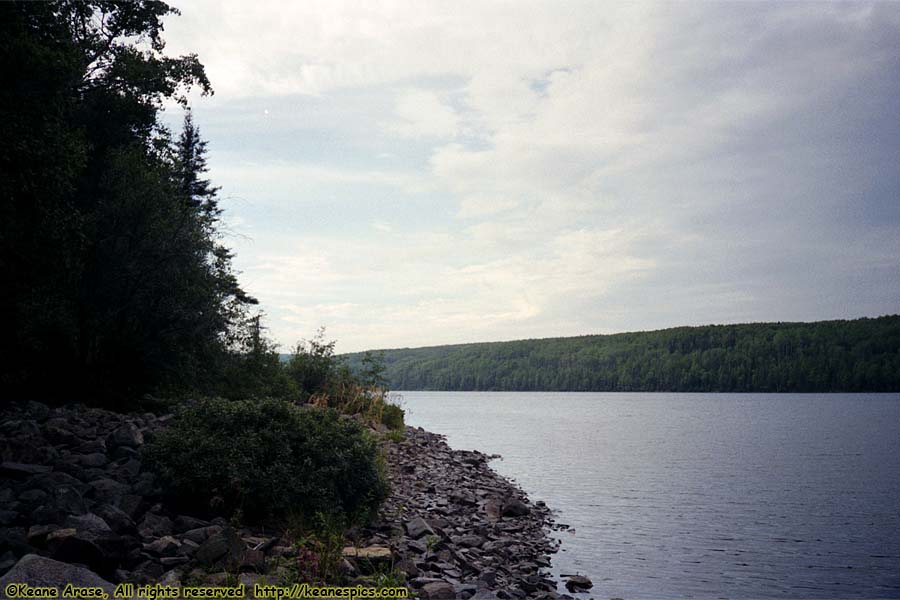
[161,1,900,353]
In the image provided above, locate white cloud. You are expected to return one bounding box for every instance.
[385,89,460,139]
[162,1,900,351]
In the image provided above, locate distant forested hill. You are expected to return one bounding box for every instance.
[342,316,900,392]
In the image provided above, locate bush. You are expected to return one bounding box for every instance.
[380,403,404,431]
[147,397,388,524]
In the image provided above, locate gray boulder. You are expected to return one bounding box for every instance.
[406,516,435,539]
[107,423,143,449]
[0,554,115,599]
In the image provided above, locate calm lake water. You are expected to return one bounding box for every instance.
[396,392,900,599]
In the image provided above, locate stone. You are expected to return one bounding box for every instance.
[0,554,116,599]
[0,527,30,557]
[64,513,112,534]
[116,495,144,520]
[106,423,143,448]
[0,463,52,478]
[173,515,210,533]
[177,539,199,557]
[483,498,502,522]
[24,401,51,421]
[160,556,190,568]
[145,535,180,556]
[26,524,58,546]
[406,516,435,539]
[158,568,183,585]
[48,532,114,578]
[88,478,129,500]
[238,549,266,573]
[501,499,530,518]
[30,472,89,496]
[195,528,243,567]
[78,453,108,468]
[138,513,173,538]
[454,534,485,549]
[0,551,16,577]
[0,512,17,527]
[131,560,164,583]
[419,581,457,600]
[18,489,48,509]
[93,504,136,534]
[341,546,392,561]
[564,575,592,592]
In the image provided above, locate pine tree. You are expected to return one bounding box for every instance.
[176,109,220,220]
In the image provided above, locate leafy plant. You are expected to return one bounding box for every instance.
[147,397,389,523]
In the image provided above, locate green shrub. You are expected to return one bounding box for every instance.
[380,403,404,431]
[147,397,389,524]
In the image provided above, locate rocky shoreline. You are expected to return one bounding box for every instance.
[0,401,586,599]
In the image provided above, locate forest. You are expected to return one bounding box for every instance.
[344,316,900,392]
[0,0,400,537]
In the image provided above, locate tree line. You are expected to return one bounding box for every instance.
[0,1,385,410]
[343,316,900,392]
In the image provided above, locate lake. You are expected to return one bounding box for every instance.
[396,392,900,599]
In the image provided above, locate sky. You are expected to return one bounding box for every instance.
[160,1,900,354]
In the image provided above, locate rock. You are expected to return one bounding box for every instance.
[88,478,129,500]
[341,546,392,561]
[138,513,173,538]
[26,524,58,546]
[195,528,243,567]
[0,512,17,527]
[24,401,51,421]
[47,532,115,578]
[116,495,144,520]
[107,423,143,448]
[46,528,77,543]
[501,499,530,518]
[564,575,593,592]
[78,453,108,468]
[145,535,180,556]
[0,527,30,557]
[158,568,183,585]
[420,581,457,600]
[29,472,89,496]
[160,556,190,568]
[131,560,164,583]
[483,498,502,522]
[182,525,220,544]
[177,539,200,557]
[54,487,87,516]
[0,554,115,599]
[173,515,210,533]
[93,504,136,534]
[238,549,266,573]
[454,534,485,549]
[18,489,48,509]
[406,516,435,539]
[0,463,52,478]
[64,513,112,534]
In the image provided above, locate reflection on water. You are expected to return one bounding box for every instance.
[398,392,900,599]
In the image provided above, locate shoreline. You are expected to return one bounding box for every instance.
[0,402,576,599]
[358,426,565,599]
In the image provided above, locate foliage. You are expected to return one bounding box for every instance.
[147,397,389,524]
[380,402,405,431]
[284,512,347,585]
[0,0,253,407]
[285,327,340,402]
[343,316,900,393]
[285,332,404,429]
